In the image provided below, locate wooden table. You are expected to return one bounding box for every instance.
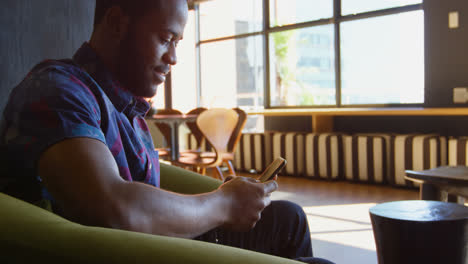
[148,114,197,161]
[405,166,468,202]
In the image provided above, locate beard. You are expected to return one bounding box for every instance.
[115,31,157,98]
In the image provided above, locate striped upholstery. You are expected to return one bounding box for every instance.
[303,133,343,180]
[389,134,447,187]
[232,132,343,179]
[188,131,450,187]
[448,137,468,166]
[447,137,468,203]
[272,132,305,177]
[233,132,273,173]
[343,134,389,184]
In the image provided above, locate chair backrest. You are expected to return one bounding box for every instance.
[196,108,238,153]
[154,108,183,145]
[185,107,207,149]
[227,107,247,153]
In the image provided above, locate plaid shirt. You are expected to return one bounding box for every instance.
[0,43,160,211]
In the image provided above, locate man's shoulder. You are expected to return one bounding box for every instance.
[12,59,102,103]
[28,59,92,85]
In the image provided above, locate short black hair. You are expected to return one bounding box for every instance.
[94,0,162,28]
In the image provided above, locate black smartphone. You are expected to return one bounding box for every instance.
[258,157,287,182]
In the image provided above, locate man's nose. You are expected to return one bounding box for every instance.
[163,44,177,65]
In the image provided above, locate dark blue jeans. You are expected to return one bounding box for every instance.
[196,200,334,264]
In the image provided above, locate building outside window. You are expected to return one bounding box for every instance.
[165,0,424,131]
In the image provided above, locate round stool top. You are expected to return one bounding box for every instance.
[370,200,468,221]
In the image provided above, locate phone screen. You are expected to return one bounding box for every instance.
[258,157,287,182]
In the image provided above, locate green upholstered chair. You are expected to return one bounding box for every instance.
[0,163,302,264]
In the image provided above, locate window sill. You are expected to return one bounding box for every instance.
[246,107,468,132]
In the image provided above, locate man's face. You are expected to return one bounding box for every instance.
[116,0,188,98]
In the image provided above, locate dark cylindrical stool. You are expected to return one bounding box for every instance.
[369,200,468,264]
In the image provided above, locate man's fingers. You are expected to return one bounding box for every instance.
[224,175,236,183]
[262,180,278,195]
[246,177,260,183]
[263,196,271,208]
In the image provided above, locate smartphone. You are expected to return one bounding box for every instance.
[258,157,287,182]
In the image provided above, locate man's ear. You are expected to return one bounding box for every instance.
[103,6,130,43]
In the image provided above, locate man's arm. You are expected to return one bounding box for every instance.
[38,137,277,238]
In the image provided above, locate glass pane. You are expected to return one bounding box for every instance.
[270,0,333,27]
[199,0,263,40]
[340,11,424,105]
[342,0,422,16]
[200,36,264,111]
[269,25,336,107]
[150,83,165,109]
[172,11,197,113]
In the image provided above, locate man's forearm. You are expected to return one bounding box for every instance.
[38,138,276,239]
[110,181,227,238]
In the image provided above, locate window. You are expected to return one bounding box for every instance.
[200,36,264,109]
[172,10,197,112]
[270,0,333,27]
[340,11,424,104]
[150,82,165,110]
[341,0,422,16]
[184,0,424,115]
[199,0,263,40]
[269,25,335,106]
[151,11,197,113]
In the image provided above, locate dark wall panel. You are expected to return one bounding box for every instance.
[425,0,468,107]
[334,116,468,137]
[265,116,312,132]
[0,0,95,112]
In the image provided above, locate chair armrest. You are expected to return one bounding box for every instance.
[160,162,222,194]
[0,192,302,264]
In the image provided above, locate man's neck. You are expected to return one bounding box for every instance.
[88,33,119,78]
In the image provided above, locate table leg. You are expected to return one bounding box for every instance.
[420,182,439,200]
[170,123,181,161]
[447,194,458,203]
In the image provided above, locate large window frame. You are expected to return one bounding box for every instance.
[193,0,424,109]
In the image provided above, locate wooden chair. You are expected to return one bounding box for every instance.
[176,108,239,180]
[195,108,247,175]
[152,108,183,160]
[181,107,207,155]
[225,107,247,175]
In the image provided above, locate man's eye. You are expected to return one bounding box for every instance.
[160,37,171,44]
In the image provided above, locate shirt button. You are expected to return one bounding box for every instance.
[149,163,152,169]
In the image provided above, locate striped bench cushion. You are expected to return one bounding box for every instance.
[233,133,273,173]
[267,132,343,179]
[303,133,343,180]
[448,137,468,166]
[342,134,389,184]
[389,134,447,187]
[233,132,343,179]
[271,132,306,177]
[446,137,468,203]
[190,131,450,188]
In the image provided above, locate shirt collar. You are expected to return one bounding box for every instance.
[72,43,150,116]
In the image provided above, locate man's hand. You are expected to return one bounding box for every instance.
[218,176,278,231]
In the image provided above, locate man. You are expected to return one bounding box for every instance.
[0,1,332,263]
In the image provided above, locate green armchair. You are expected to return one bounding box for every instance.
[0,163,302,263]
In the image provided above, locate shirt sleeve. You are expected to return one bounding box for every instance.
[2,65,106,173]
